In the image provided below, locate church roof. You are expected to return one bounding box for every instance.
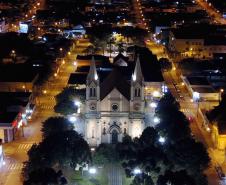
[113,53,129,64]
[100,68,130,100]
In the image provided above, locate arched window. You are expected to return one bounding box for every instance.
[92,128,94,138]
[90,88,96,97]
[93,88,96,97]
[103,127,106,135]
[134,89,137,97]
[124,128,127,134]
[135,88,140,97]
[90,88,92,97]
[138,88,141,97]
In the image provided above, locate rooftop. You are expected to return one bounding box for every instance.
[192,86,216,93]
[0,64,38,82]
[187,76,210,86]
[0,112,18,127]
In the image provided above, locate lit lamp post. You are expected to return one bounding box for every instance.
[219,88,224,102]
[10,50,16,63]
[0,139,4,167]
[193,92,200,117]
[89,167,97,175]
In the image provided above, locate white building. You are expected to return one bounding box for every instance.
[84,57,146,146]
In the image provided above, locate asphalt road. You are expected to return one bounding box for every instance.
[0,45,77,185]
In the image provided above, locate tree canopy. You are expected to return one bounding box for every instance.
[54,87,85,115]
[117,93,210,185]
[41,116,74,138]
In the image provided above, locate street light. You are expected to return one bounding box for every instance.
[150,102,157,108]
[74,100,81,107]
[133,168,142,175]
[219,88,224,102]
[153,117,160,124]
[68,116,77,123]
[89,167,97,174]
[158,136,166,144]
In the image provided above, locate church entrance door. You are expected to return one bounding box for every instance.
[111,130,118,144]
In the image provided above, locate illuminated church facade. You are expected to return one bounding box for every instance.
[84,57,145,146]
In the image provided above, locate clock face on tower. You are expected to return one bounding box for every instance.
[89,103,96,110]
[134,103,140,111]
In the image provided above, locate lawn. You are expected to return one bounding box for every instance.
[70,167,108,185]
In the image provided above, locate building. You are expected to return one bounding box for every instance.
[0,92,35,143]
[182,76,220,102]
[0,67,38,92]
[84,57,145,146]
[0,140,3,167]
[0,19,8,33]
[168,25,226,59]
[211,123,226,150]
[81,54,166,146]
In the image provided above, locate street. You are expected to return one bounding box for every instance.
[0,44,78,185]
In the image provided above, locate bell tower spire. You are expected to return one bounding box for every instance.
[87,56,98,83]
[86,56,100,101]
[132,55,143,84]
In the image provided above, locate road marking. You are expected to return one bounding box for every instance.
[7,163,24,171]
[40,105,54,110]
[18,143,33,150]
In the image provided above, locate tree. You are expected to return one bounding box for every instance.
[118,94,210,185]
[93,144,119,166]
[159,58,172,72]
[24,167,67,185]
[117,128,169,184]
[155,93,210,185]
[167,138,210,173]
[23,130,91,179]
[157,170,195,185]
[207,93,226,126]
[54,87,85,115]
[54,100,77,116]
[155,93,191,144]
[41,117,74,138]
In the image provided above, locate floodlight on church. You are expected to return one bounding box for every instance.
[132,74,136,81]
[89,167,97,174]
[68,116,77,123]
[153,117,160,124]
[150,102,157,108]
[152,91,160,97]
[158,136,166,144]
[133,168,142,175]
[74,100,81,107]
[94,73,98,80]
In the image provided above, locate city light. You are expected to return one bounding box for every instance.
[74,100,81,107]
[91,147,95,151]
[193,92,200,101]
[150,102,157,108]
[158,136,166,144]
[133,168,142,175]
[89,167,97,174]
[153,117,160,123]
[68,116,77,123]
[152,91,160,97]
[94,73,98,81]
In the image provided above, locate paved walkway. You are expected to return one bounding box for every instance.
[108,164,122,185]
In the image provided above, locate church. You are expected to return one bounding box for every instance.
[84,56,146,146]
